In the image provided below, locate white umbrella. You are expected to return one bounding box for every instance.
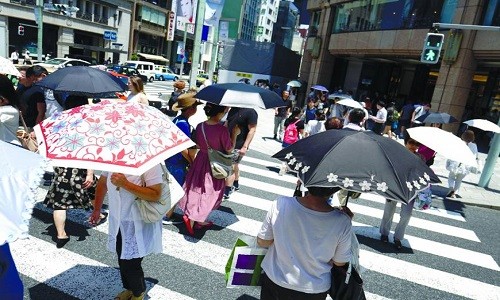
[407,127,477,167]
[463,119,500,133]
[328,93,353,100]
[337,99,363,109]
[287,80,301,88]
[0,141,47,244]
[0,56,21,77]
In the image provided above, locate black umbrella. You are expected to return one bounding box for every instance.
[272,130,440,203]
[194,83,284,109]
[416,112,458,124]
[35,66,128,96]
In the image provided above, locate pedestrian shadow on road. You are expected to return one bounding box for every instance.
[236,295,259,300]
[355,232,415,254]
[430,184,466,217]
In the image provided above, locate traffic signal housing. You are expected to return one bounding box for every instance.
[420,33,445,64]
[18,25,24,36]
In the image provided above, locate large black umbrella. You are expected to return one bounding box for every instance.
[272,130,440,203]
[416,112,458,124]
[35,66,128,96]
[194,83,284,109]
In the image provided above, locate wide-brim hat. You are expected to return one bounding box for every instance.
[172,92,202,111]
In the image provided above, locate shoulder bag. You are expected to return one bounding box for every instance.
[201,123,234,180]
[16,113,38,152]
[329,261,366,300]
[136,164,185,223]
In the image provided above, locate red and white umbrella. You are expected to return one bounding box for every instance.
[34,101,195,176]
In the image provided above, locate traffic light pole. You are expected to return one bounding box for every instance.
[431,22,500,187]
[189,0,206,88]
[36,0,43,62]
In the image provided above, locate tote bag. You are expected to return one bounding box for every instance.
[136,164,185,223]
[201,123,233,179]
[225,236,267,288]
[329,262,366,300]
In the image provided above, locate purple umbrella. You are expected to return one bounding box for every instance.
[311,85,329,92]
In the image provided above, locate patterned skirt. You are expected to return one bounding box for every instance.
[43,167,97,210]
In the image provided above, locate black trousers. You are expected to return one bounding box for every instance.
[116,230,145,297]
[260,273,328,300]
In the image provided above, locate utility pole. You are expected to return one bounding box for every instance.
[432,22,500,187]
[179,22,189,78]
[36,0,43,61]
[189,0,206,88]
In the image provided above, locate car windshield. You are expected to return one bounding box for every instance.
[44,58,67,65]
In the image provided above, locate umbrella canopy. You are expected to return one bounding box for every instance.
[0,56,21,77]
[0,141,47,244]
[35,66,128,96]
[407,127,477,166]
[327,93,353,100]
[416,112,458,124]
[337,99,363,109]
[34,101,195,176]
[194,83,284,109]
[287,80,302,88]
[272,130,440,203]
[311,85,328,92]
[463,119,500,133]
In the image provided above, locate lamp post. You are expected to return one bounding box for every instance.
[36,0,43,61]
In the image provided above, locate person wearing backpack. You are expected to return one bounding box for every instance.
[167,80,186,116]
[279,107,305,175]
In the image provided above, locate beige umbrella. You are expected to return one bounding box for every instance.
[0,56,21,77]
[463,119,500,133]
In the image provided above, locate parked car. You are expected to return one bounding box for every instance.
[196,73,210,87]
[107,64,148,84]
[154,67,179,81]
[35,58,90,73]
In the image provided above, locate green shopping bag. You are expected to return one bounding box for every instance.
[225,235,268,288]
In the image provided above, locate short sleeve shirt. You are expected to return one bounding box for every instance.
[20,86,45,127]
[227,108,258,149]
[276,100,292,118]
[166,115,191,165]
[258,196,352,293]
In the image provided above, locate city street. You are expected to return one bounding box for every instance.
[11,104,500,300]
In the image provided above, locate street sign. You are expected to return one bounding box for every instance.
[420,33,445,64]
[103,31,117,42]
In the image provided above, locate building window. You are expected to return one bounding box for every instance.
[332,0,454,33]
[482,0,499,26]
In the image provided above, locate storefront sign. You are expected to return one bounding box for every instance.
[104,30,117,42]
[166,11,175,41]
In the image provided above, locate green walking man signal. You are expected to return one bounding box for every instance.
[420,33,445,64]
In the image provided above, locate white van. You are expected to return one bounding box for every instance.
[125,60,156,82]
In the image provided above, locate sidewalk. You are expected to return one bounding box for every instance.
[249,109,500,210]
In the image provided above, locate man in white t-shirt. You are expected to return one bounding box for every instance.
[257,186,352,298]
[411,102,431,126]
[369,100,387,134]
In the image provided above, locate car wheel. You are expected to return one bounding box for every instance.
[160,76,165,81]
[149,76,154,82]
[174,76,179,81]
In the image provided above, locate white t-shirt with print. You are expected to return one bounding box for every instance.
[258,196,352,294]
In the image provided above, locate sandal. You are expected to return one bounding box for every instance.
[183,215,195,236]
[194,221,214,230]
[115,289,133,300]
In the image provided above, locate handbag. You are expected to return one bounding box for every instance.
[329,262,366,300]
[136,164,185,223]
[17,113,38,152]
[225,235,267,288]
[200,123,233,179]
[469,159,483,174]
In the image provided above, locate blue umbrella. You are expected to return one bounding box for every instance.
[35,66,128,96]
[194,83,284,109]
[311,85,329,92]
[416,112,458,124]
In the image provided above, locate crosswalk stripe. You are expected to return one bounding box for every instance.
[360,249,500,300]
[346,202,480,242]
[10,236,195,300]
[241,155,281,168]
[239,177,295,196]
[357,192,467,222]
[352,222,500,271]
[238,163,298,184]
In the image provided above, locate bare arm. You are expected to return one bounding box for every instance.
[35,102,46,125]
[110,173,161,202]
[239,123,256,155]
[89,175,108,225]
[257,237,274,248]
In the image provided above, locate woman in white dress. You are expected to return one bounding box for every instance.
[89,165,163,300]
[0,75,21,146]
[127,76,149,106]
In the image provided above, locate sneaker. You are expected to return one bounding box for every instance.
[394,239,403,250]
[273,134,277,140]
[380,235,389,243]
[233,183,240,192]
[162,216,182,225]
[279,164,287,176]
[223,193,230,200]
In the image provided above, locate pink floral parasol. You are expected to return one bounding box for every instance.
[34,101,195,176]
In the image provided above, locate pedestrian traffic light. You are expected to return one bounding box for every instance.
[17,25,24,36]
[420,33,445,64]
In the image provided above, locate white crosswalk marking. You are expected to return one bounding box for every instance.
[13,150,500,300]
